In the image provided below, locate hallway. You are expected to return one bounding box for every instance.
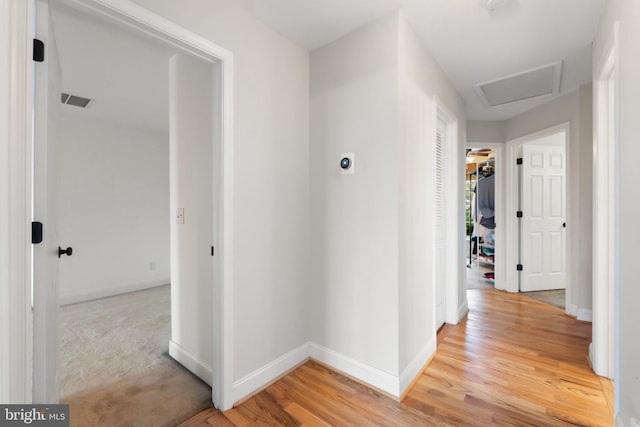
[181,288,613,426]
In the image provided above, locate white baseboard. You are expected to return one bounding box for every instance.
[309,342,400,397]
[169,340,213,386]
[60,279,169,306]
[399,338,436,395]
[588,342,594,369]
[458,299,469,322]
[577,308,593,322]
[568,303,578,317]
[232,342,310,403]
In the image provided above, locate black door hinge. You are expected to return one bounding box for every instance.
[32,221,43,244]
[211,246,215,256]
[516,158,523,165]
[33,39,45,62]
[516,211,523,218]
[517,264,523,271]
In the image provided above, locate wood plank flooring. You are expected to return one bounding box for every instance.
[179,289,613,426]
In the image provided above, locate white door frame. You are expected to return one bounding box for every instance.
[434,98,463,325]
[505,123,571,303]
[10,0,235,409]
[1,0,35,404]
[591,22,618,380]
[465,142,505,292]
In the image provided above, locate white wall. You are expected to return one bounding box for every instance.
[129,0,311,386]
[310,11,466,392]
[310,12,400,377]
[593,1,640,424]
[467,120,504,143]
[58,113,169,304]
[397,13,466,377]
[168,53,214,384]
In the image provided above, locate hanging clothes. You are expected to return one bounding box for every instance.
[476,173,495,229]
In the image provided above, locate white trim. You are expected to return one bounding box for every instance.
[458,299,469,322]
[309,343,401,398]
[568,303,578,318]
[232,342,310,404]
[434,97,462,326]
[592,21,618,381]
[577,308,593,323]
[399,339,436,395]
[59,280,169,306]
[0,0,34,404]
[169,340,213,386]
[465,142,505,292]
[505,123,571,299]
[29,0,235,410]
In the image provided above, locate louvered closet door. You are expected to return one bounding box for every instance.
[435,118,447,328]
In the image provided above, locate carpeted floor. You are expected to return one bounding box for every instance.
[520,289,566,310]
[60,285,212,427]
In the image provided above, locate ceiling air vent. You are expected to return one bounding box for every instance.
[473,61,563,107]
[61,93,93,108]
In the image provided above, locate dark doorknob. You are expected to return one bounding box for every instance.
[58,246,73,258]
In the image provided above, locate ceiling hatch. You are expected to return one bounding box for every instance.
[474,61,563,107]
[61,93,93,108]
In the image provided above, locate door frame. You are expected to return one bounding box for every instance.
[434,98,463,325]
[591,22,618,380]
[505,123,570,305]
[11,0,236,409]
[465,142,505,292]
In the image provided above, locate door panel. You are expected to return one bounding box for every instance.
[521,142,566,292]
[33,0,62,403]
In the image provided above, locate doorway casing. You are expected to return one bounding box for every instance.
[26,0,235,410]
[505,123,570,304]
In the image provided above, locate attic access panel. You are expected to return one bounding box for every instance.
[474,61,563,107]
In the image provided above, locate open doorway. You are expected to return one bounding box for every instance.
[465,148,496,290]
[505,124,569,311]
[32,0,234,420]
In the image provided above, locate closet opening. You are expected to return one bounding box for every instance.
[466,148,496,290]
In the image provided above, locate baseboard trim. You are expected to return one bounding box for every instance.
[169,340,213,386]
[60,279,170,306]
[309,342,400,398]
[232,342,310,404]
[577,308,593,322]
[568,303,578,317]
[399,338,436,396]
[458,299,469,323]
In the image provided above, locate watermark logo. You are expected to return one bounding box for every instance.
[0,405,68,427]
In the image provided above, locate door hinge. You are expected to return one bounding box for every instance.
[517,264,523,271]
[516,211,523,218]
[33,39,45,62]
[32,221,43,244]
[211,246,215,256]
[516,158,523,165]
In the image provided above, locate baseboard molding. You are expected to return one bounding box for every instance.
[568,303,578,317]
[577,308,593,322]
[309,342,400,397]
[169,340,213,386]
[60,279,170,306]
[399,338,436,395]
[458,299,469,323]
[588,342,594,369]
[232,342,310,404]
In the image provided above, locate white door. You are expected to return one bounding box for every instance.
[521,141,566,292]
[33,0,63,403]
[434,118,446,327]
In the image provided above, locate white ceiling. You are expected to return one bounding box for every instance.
[239,0,609,120]
[51,0,609,130]
[51,3,175,132]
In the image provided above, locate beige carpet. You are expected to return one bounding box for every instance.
[520,289,566,310]
[60,285,212,427]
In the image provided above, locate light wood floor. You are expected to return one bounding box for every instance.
[179,288,614,426]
